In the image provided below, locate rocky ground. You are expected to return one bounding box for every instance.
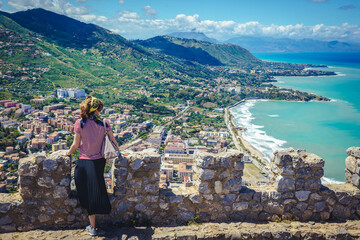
[1,220,360,240]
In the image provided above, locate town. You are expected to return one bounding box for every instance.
[0,88,238,193]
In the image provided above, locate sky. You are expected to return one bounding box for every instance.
[1,0,360,43]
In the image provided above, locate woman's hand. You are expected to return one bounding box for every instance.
[61,151,70,156]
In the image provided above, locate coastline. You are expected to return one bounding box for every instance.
[225,104,270,173]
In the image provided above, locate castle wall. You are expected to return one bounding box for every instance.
[1,147,360,232]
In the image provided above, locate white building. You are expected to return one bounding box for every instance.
[57,88,85,99]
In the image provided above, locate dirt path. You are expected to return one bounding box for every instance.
[1,220,360,239]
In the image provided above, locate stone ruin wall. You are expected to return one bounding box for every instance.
[1,147,360,233]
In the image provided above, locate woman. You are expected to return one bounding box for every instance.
[64,96,119,236]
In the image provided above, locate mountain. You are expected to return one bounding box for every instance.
[135,36,261,67]
[168,32,218,43]
[225,36,360,52]
[0,8,229,94]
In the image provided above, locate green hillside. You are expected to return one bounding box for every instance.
[136,36,261,67]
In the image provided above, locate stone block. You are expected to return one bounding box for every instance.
[38,214,50,223]
[143,184,159,194]
[296,202,308,212]
[159,202,169,210]
[195,181,211,194]
[128,196,143,202]
[43,159,57,171]
[264,201,284,215]
[300,152,324,168]
[268,191,282,200]
[310,193,322,201]
[280,165,295,176]
[352,174,360,187]
[53,186,68,198]
[313,168,324,179]
[274,150,293,166]
[135,203,147,212]
[189,194,202,204]
[0,216,12,226]
[215,181,222,194]
[250,202,263,212]
[345,156,357,173]
[35,154,46,164]
[235,161,244,171]
[224,178,242,192]
[296,167,312,178]
[117,202,131,212]
[198,168,215,180]
[195,154,214,168]
[219,170,231,179]
[114,156,128,168]
[233,202,249,211]
[304,179,321,191]
[222,193,236,205]
[314,201,326,212]
[218,156,231,167]
[114,167,127,176]
[65,199,78,208]
[275,176,295,192]
[131,158,143,170]
[147,196,159,203]
[0,203,11,213]
[169,195,183,204]
[38,177,55,188]
[178,209,194,222]
[19,161,38,177]
[294,191,310,202]
[60,178,70,186]
[346,147,360,158]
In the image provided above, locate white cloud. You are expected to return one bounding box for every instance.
[75,0,87,3]
[8,0,89,16]
[0,1,3,9]
[5,0,360,43]
[142,5,157,18]
[118,0,125,5]
[107,12,360,42]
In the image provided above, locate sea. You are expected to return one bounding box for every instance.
[230,52,360,183]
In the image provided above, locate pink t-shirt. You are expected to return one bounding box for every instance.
[74,118,112,160]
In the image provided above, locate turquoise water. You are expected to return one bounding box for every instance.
[231,52,360,182]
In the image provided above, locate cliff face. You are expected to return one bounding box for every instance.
[1,148,360,233]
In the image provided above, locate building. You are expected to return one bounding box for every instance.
[21,104,31,113]
[5,147,14,154]
[31,138,46,149]
[1,119,18,128]
[52,142,67,152]
[178,162,193,181]
[47,132,59,144]
[57,88,85,99]
[16,136,27,144]
[161,161,174,181]
[164,142,186,154]
[43,104,63,113]
[164,153,194,164]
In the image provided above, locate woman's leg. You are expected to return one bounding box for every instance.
[89,214,96,229]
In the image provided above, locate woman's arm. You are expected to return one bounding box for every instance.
[107,130,119,149]
[66,133,81,156]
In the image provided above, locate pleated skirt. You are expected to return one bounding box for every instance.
[74,158,111,215]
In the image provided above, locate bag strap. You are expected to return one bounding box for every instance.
[103,118,108,136]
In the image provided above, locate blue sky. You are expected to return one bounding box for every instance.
[1,0,360,42]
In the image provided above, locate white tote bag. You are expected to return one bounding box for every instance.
[101,119,120,159]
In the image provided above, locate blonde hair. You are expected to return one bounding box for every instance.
[80,96,103,119]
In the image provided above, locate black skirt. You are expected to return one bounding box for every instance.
[74,158,111,215]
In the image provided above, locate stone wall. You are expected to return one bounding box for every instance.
[345,147,360,188]
[1,148,360,233]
